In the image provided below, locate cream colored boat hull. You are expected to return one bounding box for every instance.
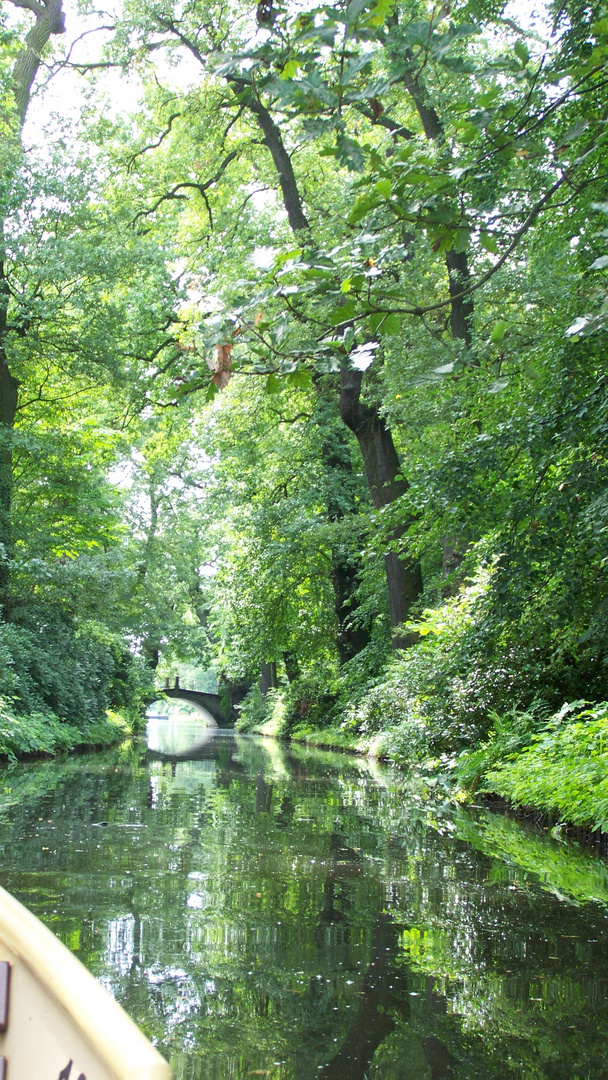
[0,885,172,1080]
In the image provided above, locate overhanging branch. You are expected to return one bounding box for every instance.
[131,149,239,225]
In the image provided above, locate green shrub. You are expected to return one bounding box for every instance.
[454,702,551,790]
[280,674,337,733]
[0,609,112,724]
[90,626,155,731]
[236,673,339,737]
[480,701,608,832]
[337,547,608,767]
[0,697,129,761]
[0,606,152,736]
[339,563,504,762]
[235,685,271,732]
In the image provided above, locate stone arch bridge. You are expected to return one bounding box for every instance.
[158,679,231,728]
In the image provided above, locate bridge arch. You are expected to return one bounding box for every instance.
[159,681,230,728]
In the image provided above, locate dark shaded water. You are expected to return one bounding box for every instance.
[2,722,608,1079]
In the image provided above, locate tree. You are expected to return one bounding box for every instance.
[1,0,602,739]
[100,0,608,656]
[0,0,66,607]
[99,0,429,646]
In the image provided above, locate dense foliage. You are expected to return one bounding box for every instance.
[1,0,608,828]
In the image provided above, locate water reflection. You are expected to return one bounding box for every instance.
[147,714,219,756]
[0,725,608,1078]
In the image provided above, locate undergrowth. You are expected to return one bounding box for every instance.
[476,701,608,832]
[0,697,132,761]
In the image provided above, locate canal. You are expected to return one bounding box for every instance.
[2,721,608,1079]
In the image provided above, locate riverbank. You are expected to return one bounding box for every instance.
[0,701,138,762]
[239,694,608,844]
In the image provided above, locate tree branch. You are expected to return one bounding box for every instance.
[126,113,181,170]
[131,149,239,224]
[241,89,310,232]
[8,0,66,128]
[154,15,207,66]
[6,0,45,16]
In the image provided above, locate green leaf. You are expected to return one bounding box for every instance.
[434,362,455,375]
[346,0,371,23]
[374,179,392,198]
[453,121,480,144]
[315,354,342,374]
[264,373,282,394]
[287,368,313,390]
[367,311,400,335]
[273,248,302,268]
[384,312,401,335]
[348,194,380,225]
[339,54,374,85]
[514,40,530,65]
[477,86,501,108]
[367,312,384,334]
[480,231,498,254]
[559,120,589,144]
[279,57,299,79]
[453,229,470,254]
[490,320,509,345]
[328,299,357,325]
[301,118,334,140]
[364,0,395,27]
[335,134,366,173]
[431,228,458,253]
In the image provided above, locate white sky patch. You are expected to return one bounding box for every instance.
[251,246,277,269]
[14,0,202,149]
[11,0,557,155]
[107,461,134,489]
[198,563,217,578]
[503,0,552,38]
[14,0,135,144]
[249,188,273,212]
[350,341,379,371]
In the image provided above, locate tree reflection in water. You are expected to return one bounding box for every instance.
[0,727,608,1078]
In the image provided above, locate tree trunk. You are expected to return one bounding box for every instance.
[331,558,371,662]
[339,366,422,647]
[445,248,474,349]
[320,412,371,662]
[10,0,66,128]
[244,88,422,647]
[395,48,475,353]
[260,660,277,696]
[283,650,300,683]
[241,91,310,233]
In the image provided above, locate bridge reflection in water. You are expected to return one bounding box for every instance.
[147,714,229,757]
[147,679,232,755]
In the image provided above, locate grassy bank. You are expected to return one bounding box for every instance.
[0,697,140,761]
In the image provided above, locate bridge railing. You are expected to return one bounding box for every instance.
[155,677,219,695]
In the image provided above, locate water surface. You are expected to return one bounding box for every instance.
[1,721,608,1079]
